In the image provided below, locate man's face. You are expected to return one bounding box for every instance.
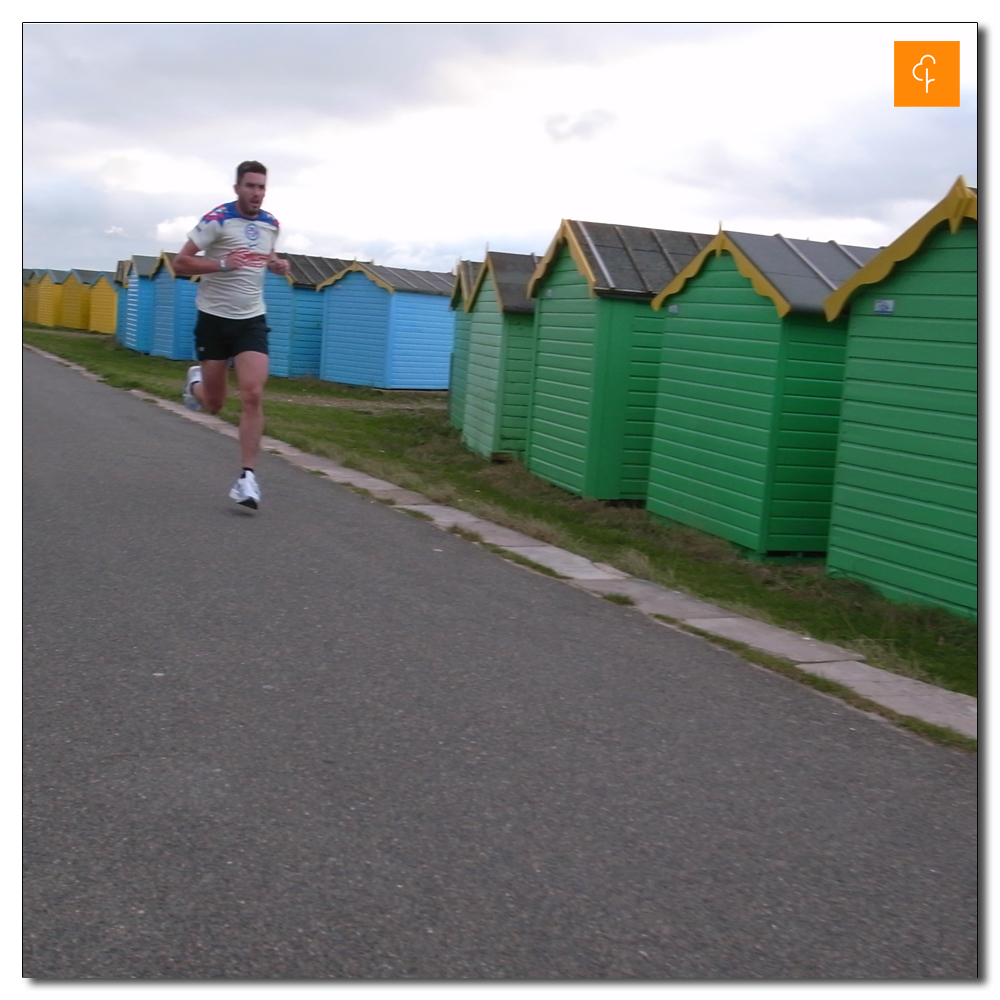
[234,172,267,216]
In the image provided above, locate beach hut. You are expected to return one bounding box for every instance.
[113,260,131,343]
[56,270,92,330]
[22,269,43,325]
[150,253,199,360]
[123,255,159,354]
[821,177,977,616]
[647,230,880,559]
[524,220,713,500]
[264,253,352,378]
[460,251,540,459]
[87,272,119,334]
[316,262,456,389]
[448,259,483,430]
[35,270,70,327]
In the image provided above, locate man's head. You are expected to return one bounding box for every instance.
[234,160,267,217]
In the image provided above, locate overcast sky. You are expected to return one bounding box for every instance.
[23,20,978,274]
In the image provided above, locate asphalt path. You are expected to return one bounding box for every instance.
[22,347,977,979]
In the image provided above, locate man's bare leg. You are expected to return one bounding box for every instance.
[233,350,269,469]
[193,360,229,414]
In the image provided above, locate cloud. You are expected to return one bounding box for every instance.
[544,110,616,143]
[155,216,198,244]
[664,95,977,231]
[22,174,201,269]
[21,22,977,270]
[280,232,313,253]
[23,23,747,141]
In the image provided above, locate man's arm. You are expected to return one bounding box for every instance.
[266,250,291,277]
[173,239,264,276]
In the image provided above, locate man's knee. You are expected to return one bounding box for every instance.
[241,384,264,410]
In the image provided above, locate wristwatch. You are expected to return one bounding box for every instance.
[219,257,228,272]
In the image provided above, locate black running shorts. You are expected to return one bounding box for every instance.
[194,311,270,361]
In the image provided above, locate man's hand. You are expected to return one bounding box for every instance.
[224,248,270,271]
[267,257,292,276]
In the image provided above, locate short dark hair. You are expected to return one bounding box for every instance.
[236,160,267,182]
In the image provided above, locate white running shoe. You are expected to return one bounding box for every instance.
[183,365,202,411]
[229,471,261,512]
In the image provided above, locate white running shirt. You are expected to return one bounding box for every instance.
[187,202,279,319]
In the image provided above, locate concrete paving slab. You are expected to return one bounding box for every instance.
[501,545,628,580]
[460,522,552,549]
[310,468,400,491]
[260,436,306,457]
[574,578,738,619]
[131,391,240,436]
[313,465,382,484]
[684,616,863,664]
[368,488,432,505]
[397,504,483,527]
[26,345,102,380]
[280,454,348,474]
[338,475,402,493]
[801,661,978,739]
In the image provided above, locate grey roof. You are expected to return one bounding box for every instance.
[71,269,104,285]
[48,269,71,284]
[23,268,43,283]
[450,259,483,307]
[568,220,714,299]
[132,255,159,278]
[362,263,455,296]
[151,252,195,280]
[479,251,540,314]
[277,252,354,288]
[724,232,882,314]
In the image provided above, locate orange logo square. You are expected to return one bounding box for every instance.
[894,41,960,106]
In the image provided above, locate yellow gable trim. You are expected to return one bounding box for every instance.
[315,261,393,294]
[453,259,482,311]
[650,232,792,317]
[526,220,599,299]
[823,176,977,321]
[153,252,175,279]
[466,256,492,312]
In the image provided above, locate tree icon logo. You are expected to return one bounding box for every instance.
[895,42,960,107]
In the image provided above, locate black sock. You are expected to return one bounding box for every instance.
[241,467,254,478]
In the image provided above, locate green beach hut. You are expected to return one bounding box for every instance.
[460,251,540,459]
[821,177,978,617]
[448,259,483,430]
[524,220,712,500]
[647,230,879,559]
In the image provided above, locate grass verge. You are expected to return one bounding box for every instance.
[24,329,978,701]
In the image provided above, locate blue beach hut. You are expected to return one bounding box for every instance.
[316,262,456,389]
[264,253,353,378]
[150,253,199,360]
[123,255,158,354]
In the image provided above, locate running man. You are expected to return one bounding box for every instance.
[172,160,290,511]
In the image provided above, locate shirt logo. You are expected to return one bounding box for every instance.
[894,41,960,107]
[245,222,260,243]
